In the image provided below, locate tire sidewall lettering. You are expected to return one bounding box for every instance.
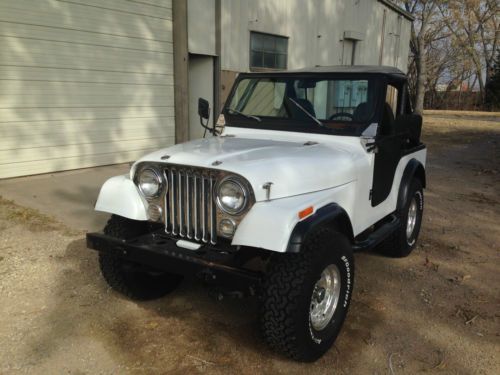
[341,255,352,308]
[309,254,353,344]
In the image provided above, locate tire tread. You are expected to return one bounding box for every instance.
[260,227,351,361]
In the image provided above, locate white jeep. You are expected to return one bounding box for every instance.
[87,66,426,362]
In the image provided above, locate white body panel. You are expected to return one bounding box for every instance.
[96,126,426,252]
[132,128,359,202]
[233,182,356,252]
[95,175,148,221]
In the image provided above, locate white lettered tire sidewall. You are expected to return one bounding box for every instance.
[260,227,354,362]
[307,245,354,348]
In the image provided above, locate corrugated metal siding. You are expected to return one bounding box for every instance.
[0,0,175,178]
[220,0,411,72]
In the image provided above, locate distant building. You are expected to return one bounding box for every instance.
[0,0,412,178]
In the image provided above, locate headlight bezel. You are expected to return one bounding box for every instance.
[137,167,164,198]
[215,175,249,215]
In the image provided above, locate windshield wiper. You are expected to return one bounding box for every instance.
[227,108,261,122]
[287,97,324,127]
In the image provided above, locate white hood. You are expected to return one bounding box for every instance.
[133,128,363,201]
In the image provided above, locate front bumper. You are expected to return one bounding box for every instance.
[86,231,263,289]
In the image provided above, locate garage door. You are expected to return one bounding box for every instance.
[0,0,175,178]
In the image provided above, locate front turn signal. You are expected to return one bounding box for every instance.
[298,206,314,220]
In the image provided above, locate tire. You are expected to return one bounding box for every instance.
[377,179,424,257]
[98,215,183,300]
[260,227,354,362]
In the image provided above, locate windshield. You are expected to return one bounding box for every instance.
[225,75,380,135]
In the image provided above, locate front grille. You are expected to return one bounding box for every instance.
[163,166,217,245]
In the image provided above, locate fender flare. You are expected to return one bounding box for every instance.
[94,175,149,221]
[397,159,426,210]
[286,203,354,253]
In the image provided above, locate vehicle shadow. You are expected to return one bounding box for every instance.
[20,237,386,374]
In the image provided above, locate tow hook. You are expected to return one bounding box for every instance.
[208,287,245,301]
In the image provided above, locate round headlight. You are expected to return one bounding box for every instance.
[138,168,162,197]
[216,177,248,215]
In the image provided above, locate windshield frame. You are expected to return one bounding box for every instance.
[222,72,389,137]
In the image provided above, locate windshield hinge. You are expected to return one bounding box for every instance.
[361,137,378,153]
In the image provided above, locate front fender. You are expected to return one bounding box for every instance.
[95,175,148,221]
[232,182,355,253]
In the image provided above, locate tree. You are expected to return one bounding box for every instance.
[438,0,499,104]
[398,0,441,114]
[485,51,500,109]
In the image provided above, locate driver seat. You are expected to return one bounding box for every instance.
[353,102,372,122]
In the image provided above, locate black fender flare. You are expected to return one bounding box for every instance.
[286,203,354,253]
[397,159,426,210]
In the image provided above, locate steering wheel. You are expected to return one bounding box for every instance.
[328,112,354,121]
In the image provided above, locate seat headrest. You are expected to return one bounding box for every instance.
[353,102,372,122]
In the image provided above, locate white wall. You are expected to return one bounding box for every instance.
[0,0,175,178]
[188,0,216,55]
[219,0,411,73]
[188,56,214,139]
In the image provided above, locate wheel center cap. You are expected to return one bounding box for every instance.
[314,287,326,303]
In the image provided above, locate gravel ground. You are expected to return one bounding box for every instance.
[0,112,499,374]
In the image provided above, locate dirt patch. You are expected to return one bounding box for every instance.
[1,112,499,374]
[424,109,500,121]
[0,196,79,235]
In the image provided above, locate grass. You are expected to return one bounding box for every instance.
[424,109,500,117]
[0,195,80,235]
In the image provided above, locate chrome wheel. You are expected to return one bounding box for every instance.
[310,264,341,331]
[406,197,418,240]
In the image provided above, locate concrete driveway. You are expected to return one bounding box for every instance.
[0,164,129,232]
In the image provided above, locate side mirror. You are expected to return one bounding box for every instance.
[395,113,422,143]
[198,98,210,120]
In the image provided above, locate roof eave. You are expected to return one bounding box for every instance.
[377,0,415,21]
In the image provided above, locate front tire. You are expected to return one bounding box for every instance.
[377,179,424,257]
[260,227,354,362]
[99,215,183,300]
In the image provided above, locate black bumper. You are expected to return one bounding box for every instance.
[86,231,263,289]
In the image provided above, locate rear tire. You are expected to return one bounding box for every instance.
[259,227,354,362]
[377,179,424,257]
[99,215,183,300]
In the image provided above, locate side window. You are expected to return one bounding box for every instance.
[250,32,288,70]
[385,84,399,117]
[329,80,369,116]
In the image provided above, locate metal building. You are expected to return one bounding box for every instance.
[0,0,412,178]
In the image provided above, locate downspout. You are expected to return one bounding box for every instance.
[214,0,222,118]
[379,8,386,66]
[394,15,402,68]
[172,0,189,143]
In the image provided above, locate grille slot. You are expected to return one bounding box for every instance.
[164,167,217,244]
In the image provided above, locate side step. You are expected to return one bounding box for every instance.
[352,214,400,251]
